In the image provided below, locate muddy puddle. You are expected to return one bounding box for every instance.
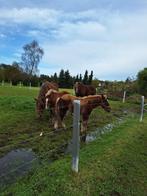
[0,148,38,187]
[86,117,124,143]
[0,116,126,188]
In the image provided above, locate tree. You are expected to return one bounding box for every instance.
[79,74,82,82]
[0,63,23,85]
[83,70,89,84]
[75,74,79,82]
[58,69,65,88]
[88,70,93,84]
[53,72,58,83]
[64,70,73,88]
[21,40,44,75]
[91,78,99,88]
[137,67,147,96]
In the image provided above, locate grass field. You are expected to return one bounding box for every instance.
[0,85,147,195]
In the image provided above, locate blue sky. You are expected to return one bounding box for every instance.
[0,0,147,81]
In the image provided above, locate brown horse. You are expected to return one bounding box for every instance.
[35,81,58,118]
[45,89,69,128]
[55,94,111,139]
[74,82,96,97]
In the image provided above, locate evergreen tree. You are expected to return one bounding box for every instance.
[79,74,82,82]
[64,70,72,88]
[53,72,58,83]
[83,70,89,84]
[137,67,147,96]
[75,74,79,82]
[58,69,65,88]
[88,70,93,84]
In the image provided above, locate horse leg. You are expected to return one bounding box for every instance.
[81,121,88,142]
[59,107,68,129]
[81,120,88,132]
[54,103,67,129]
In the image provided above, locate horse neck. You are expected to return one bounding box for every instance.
[89,96,102,108]
[38,93,45,102]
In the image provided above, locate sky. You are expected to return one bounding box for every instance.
[0,0,147,81]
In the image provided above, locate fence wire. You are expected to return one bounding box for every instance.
[0,140,68,181]
[0,94,143,193]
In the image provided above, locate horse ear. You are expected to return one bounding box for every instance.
[101,94,107,99]
[103,94,107,99]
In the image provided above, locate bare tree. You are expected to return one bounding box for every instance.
[21,40,44,75]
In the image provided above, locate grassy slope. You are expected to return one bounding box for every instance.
[2,115,147,196]
[0,86,147,195]
[0,86,74,157]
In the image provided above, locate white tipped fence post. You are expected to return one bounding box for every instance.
[140,96,144,122]
[29,82,31,89]
[123,91,126,103]
[72,100,80,173]
[2,80,4,86]
[19,81,22,88]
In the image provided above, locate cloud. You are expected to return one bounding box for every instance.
[0,33,6,38]
[40,9,147,80]
[0,0,147,12]
[55,21,106,41]
[0,8,60,28]
[0,4,147,80]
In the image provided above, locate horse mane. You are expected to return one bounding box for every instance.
[45,89,58,97]
[45,89,70,98]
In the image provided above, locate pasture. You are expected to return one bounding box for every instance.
[0,85,147,195]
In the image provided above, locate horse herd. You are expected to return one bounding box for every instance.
[35,81,111,138]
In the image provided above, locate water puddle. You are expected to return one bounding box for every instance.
[86,117,124,143]
[0,115,127,188]
[65,117,125,152]
[0,148,38,187]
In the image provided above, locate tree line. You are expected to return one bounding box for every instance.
[0,40,94,88]
[0,63,94,88]
[0,40,146,96]
[1,62,147,97]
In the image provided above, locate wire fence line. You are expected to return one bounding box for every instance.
[0,93,146,191]
[0,97,138,152]
[0,124,74,151]
[0,140,69,181]
[0,97,140,153]
[0,99,140,149]
[0,81,41,88]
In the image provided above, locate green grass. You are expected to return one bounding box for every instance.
[0,85,146,195]
[1,115,147,196]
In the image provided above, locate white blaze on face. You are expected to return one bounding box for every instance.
[104,95,107,99]
[45,98,49,109]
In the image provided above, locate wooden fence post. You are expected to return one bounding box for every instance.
[29,82,31,89]
[140,96,144,122]
[123,91,126,103]
[19,81,22,88]
[72,100,80,173]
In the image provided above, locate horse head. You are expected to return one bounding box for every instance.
[100,94,111,112]
[74,82,84,96]
[45,89,58,109]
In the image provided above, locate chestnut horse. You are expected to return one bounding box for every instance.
[74,82,96,97]
[35,81,58,118]
[45,89,69,128]
[55,94,111,140]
